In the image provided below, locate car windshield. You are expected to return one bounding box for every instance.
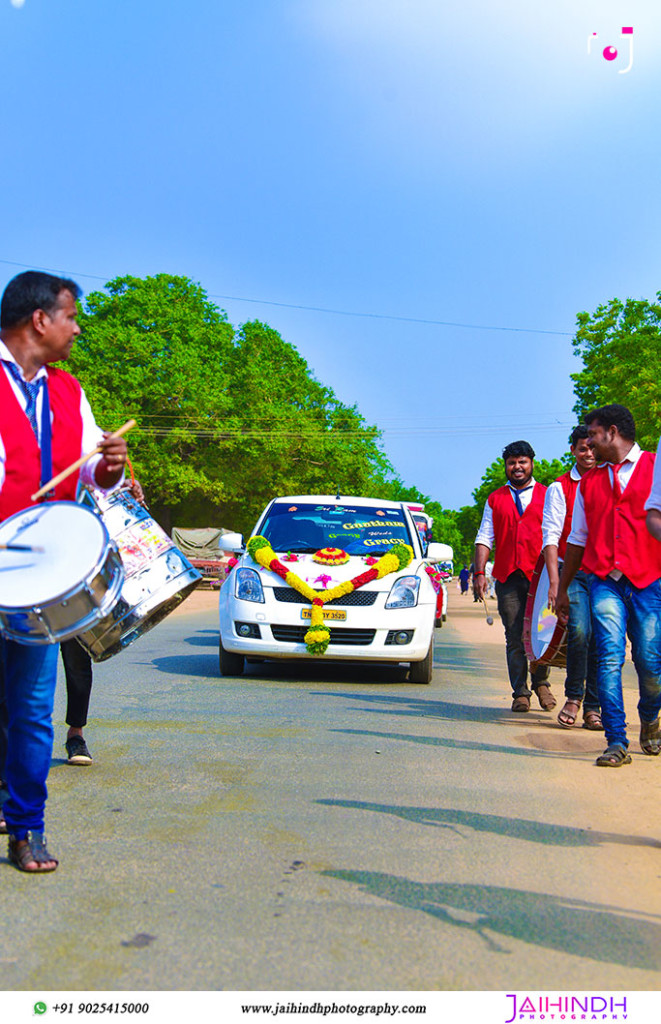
[259,502,414,556]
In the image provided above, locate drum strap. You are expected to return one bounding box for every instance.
[39,381,54,499]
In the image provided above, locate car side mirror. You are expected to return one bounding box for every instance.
[426,542,453,564]
[218,532,245,553]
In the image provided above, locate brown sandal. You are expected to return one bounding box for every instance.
[640,718,661,755]
[535,684,557,711]
[558,699,581,727]
[8,833,58,873]
[582,710,604,731]
[511,695,530,712]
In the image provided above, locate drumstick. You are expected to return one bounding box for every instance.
[481,595,494,626]
[0,543,45,552]
[30,419,136,502]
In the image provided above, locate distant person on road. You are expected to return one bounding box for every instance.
[542,426,602,731]
[458,565,470,594]
[474,440,555,713]
[557,405,661,767]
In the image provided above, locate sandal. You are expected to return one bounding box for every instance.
[7,832,58,873]
[595,744,631,768]
[582,710,604,731]
[558,699,581,728]
[511,695,530,712]
[535,684,557,712]
[640,718,661,756]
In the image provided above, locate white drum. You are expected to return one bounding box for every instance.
[0,502,124,644]
[523,555,567,668]
[75,488,202,661]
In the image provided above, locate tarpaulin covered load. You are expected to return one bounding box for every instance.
[171,527,233,587]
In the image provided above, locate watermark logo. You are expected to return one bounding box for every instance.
[505,993,628,1022]
[588,27,634,74]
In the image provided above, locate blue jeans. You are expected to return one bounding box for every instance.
[0,635,59,838]
[564,570,600,712]
[589,575,661,748]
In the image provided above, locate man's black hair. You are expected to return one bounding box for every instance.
[569,425,589,447]
[584,404,636,442]
[0,271,82,330]
[502,440,535,462]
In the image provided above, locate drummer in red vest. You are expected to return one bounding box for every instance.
[542,426,602,730]
[0,271,127,871]
[556,404,661,767]
[474,440,556,713]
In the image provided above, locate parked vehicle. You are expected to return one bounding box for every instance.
[218,495,450,683]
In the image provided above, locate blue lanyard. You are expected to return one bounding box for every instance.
[39,378,54,499]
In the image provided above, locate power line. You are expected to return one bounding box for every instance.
[0,257,573,338]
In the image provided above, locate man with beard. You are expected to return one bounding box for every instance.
[542,426,602,730]
[474,441,555,713]
[557,405,661,766]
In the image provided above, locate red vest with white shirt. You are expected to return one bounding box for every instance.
[0,365,83,521]
[557,470,580,560]
[579,451,661,588]
[488,482,546,583]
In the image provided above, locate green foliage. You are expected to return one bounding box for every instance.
[571,293,661,450]
[66,274,393,534]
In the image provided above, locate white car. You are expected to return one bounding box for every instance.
[217,494,448,683]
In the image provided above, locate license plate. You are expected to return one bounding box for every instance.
[301,608,347,621]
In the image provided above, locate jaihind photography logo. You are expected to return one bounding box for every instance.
[588,26,634,73]
[505,993,628,1022]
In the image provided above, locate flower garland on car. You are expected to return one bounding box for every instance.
[247,536,414,655]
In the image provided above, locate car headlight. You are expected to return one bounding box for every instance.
[234,568,265,603]
[385,575,420,609]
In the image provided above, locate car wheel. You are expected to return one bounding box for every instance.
[409,640,433,684]
[219,640,245,677]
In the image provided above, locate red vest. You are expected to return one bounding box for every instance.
[557,470,580,559]
[0,364,83,521]
[488,482,546,583]
[580,451,661,588]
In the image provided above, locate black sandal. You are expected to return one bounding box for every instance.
[595,744,631,768]
[8,832,58,872]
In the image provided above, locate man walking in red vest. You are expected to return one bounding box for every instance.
[0,271,127,870]
[474,441,555,713]
[557,405,661,767]
[542,426,602,730]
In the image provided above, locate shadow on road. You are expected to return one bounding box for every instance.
[329,726,585,760]
[323,868,661,970]
[314,690,506,723]
[317,798,661,849]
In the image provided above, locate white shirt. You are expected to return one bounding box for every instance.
[644,435,661,512]
[475,480,537,549]
[0,340,110,494]
[542,465,580,548]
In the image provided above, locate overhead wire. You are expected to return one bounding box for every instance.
[0,257,573,338]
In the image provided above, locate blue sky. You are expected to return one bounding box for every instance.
[1,0,659,510]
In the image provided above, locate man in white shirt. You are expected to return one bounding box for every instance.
[557,405,661,767]
[542,426,601,730]
[0,271,127,871]
[474,440,554,713]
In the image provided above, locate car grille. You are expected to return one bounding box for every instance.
[270,625,376,646]
[272,587,378,607]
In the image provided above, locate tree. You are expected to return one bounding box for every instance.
[571,293,661,450]
[67,275,393,534]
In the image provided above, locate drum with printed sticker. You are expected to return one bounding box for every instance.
[76,488,201,661]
